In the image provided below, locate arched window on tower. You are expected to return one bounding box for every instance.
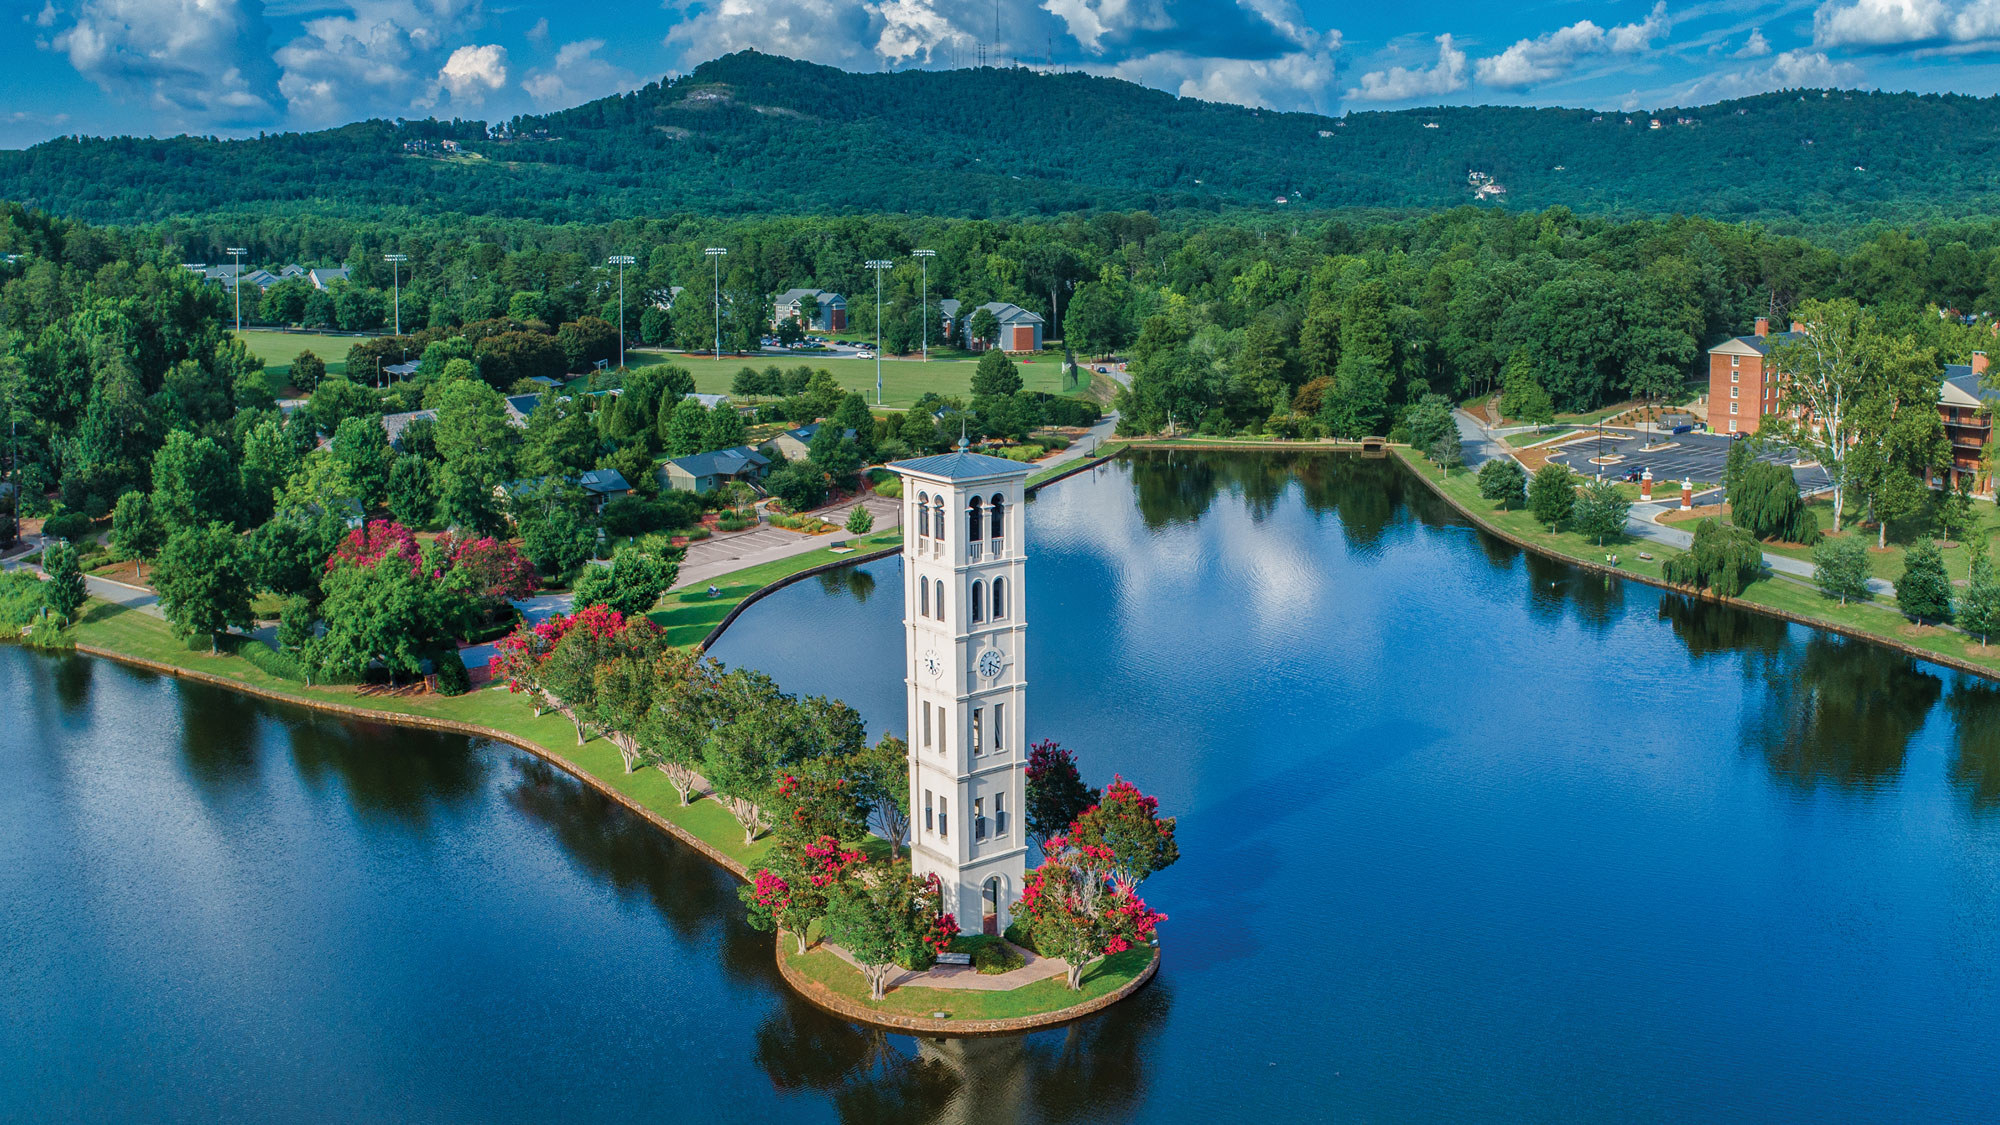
[967,496,983,542]
[989,494,1005,541]
[991,576,1007,619]
[932,496,946,544]
[917,492,930,538]
[971,580,985,623]
[919,575,930,617]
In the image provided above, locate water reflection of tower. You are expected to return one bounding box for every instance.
[914,1036,1032,1125]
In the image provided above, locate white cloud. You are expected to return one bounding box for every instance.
[46,0,281,124]
[1042,0,1172,54]
[1346,33,1467,102]
[663,0,881,70]
[1475,1,1671,90]
[437,42,507,105]
[521,38,637,108]
[1811,0,1948,46]
[1110,36,1342,113]
[873,0,961,62]
[1950,0,2000,38]
[1678,47,1864,99]
[1736,27,1772,57]
[274,0,489,124]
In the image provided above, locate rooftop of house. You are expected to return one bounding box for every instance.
[667,445,770,477]
[968,300,1044,325]
[782,422,856,443]
[577,468,631,494]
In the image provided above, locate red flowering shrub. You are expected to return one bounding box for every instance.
[1065,775,1179,884]
[441,534,539,607]
[1015,837,1165,990]
[741,833,864,954]
[327,519,421,574]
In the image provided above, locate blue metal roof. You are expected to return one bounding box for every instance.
[889,450,1030,480]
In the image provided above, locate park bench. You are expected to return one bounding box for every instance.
[934,952,973,967]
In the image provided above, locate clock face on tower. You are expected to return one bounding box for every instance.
[923,650,942,677]
[978,648,1005,680]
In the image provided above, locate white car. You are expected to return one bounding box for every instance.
[854,350,875,360]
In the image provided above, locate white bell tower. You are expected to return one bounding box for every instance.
[889,441,1031,936]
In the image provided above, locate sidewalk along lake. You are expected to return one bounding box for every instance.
[4,449,1996,1121]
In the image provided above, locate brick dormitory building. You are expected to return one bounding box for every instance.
[1705,316,2000,494]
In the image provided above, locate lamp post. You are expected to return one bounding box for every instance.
[912,249,935,360]
[383,253,407,335]
[608,254,635,370]
[865,259,892,404]
[705,247,727,362]
[226,246,247,332]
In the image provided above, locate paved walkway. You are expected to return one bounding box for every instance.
[671,493,901,591]
[820,938,1070,992]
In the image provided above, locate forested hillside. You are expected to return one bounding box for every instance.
[6,51,2000,226]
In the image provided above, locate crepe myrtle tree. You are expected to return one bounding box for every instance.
[1015,837,1166,991]
[1064,776,1179,886]
[740,834,865,955]
[823,870,955,1000]
[1026,740,1098,846]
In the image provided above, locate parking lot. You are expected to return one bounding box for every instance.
[1543,429,1833,496]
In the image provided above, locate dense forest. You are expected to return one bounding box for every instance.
[8,51,2000,226]
[8,197,2000,502]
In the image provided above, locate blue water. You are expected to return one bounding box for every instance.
[6,450,1998,1122]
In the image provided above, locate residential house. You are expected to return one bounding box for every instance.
[503,393,542,426]
[1704,317,1805,435]
[937,298,962,342]
[308,266,351,290]
[961,301,1044,353]
[660,446,772,494]
[773,288,848,331]
[761,422,855,462]
[381,409,437,450]
[576,469,632,505]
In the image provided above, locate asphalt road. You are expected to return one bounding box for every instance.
[1544,430,1832,495]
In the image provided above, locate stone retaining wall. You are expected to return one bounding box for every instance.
[776,944,1160,1037]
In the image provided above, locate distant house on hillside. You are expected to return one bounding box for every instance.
[774,288,847,331]
[961,301,1044,353]
[660,445,772,494]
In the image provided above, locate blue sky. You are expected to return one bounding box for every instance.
[8,0,2000,148]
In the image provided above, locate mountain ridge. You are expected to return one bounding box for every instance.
[4,50,1999,226]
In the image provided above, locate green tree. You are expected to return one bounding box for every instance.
[40,539,86,624]
[307,376,380,438]
[1402,393,1454,453]
[1959,545,2000,644]
[1723,439,1757,507]
[1933,475,1978,544]
[289,350,326,392]
[386,454,438,526]
[308,552,454,681]
[845,505,874,535]
[571,545,677,616]
[767,460,827,512]
[237,417,295,526]
[1428,428,1463,473]
[329,414,391,508]
[555,316,618,370]
[971,350,1024,397]
[109,490,165,579]
[1026,740,1098,845]
[1477,458,1529,510]
[1572,478,1631,545]
[1527,464,1576,530]
[151,430,239,532]
[153,522,253,651]
[523,395,600,477]
[1066,777,1178,885]
[703,401,748,451]
[663,397,709,457]
[847,735,910,859]
[823,871,945,1000]
[1896,537,1953,625]
[969,307,1001,349]
[429,378,518,491]
[1812,535,1873,607]
[1662,518,1764,597]
[1731,461,1820,544]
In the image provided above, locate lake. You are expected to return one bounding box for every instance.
[7,451,1999,1121]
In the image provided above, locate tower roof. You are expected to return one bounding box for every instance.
[888,450,1031,482]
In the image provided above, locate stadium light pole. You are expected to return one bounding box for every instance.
[226,247,247,332]
[383,253,408,335]
[705,247,727,362]
[865,259,892,405]
[912,249,935,360]
[608,255,635,369]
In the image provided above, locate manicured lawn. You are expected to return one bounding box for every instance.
[1026,441,1126,488]
[232,329,367,379]
[1757,496,2000,583]
[650,528,904,646]
[1405,447,2000,676]
[780,945,1153,1022]
[1505,427,1578,448]
[622,350,1076,408]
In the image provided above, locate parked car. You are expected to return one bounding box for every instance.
[1621,467,1647,482]
[855,350,875,360]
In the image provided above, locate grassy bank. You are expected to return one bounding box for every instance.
[781,945,1154,1022]
[651,528,905,646]
[1400,447,2000,679]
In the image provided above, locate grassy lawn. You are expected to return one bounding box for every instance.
[1757,496,2000,583]
[1504,427,1577,448]
[1026,441,1126,488]
[232,329,368,379]
[1405,448,2000,676]
[780,945,1153,1022]
[623,350,1077,409]
[650,528,905,647]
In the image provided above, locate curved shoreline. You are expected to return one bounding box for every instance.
[1389,450,2000,685]
[61,481,1155,1035]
